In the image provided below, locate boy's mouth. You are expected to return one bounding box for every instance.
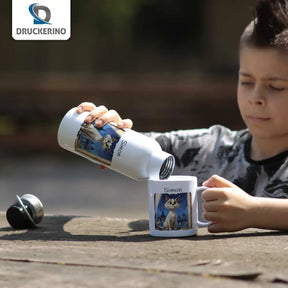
[247,115,271,122]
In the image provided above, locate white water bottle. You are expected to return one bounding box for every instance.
[57,107,175,180]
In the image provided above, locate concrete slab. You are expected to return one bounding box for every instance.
[0,213,287,287]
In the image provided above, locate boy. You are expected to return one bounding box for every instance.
[76,0,288,233]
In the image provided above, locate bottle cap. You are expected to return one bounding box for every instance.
[6,194,44,229]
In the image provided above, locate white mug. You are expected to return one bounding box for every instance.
[148,175,211,237]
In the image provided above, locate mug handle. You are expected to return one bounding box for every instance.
[196,186,213,228]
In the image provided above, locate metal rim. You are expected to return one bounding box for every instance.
[16,195,37,227]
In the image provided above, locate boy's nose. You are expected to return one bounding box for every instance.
[249,86,265,105]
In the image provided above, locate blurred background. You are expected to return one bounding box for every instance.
[0,0,254,220]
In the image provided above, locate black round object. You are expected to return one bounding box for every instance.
[6,194,44,230]
[6,205,33,229]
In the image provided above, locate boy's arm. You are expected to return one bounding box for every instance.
[202,175,288,233]
[248,197,288,231]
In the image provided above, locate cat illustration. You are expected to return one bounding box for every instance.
[163,196,180,230]
[78,122,117,152]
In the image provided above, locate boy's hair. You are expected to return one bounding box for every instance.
[240,0,288,49]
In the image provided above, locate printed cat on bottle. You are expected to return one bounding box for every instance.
[78,122,117,152]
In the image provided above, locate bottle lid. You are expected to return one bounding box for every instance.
[6,194,44,229]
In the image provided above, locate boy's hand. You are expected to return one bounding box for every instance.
[76,102,133,129]
[202,175,255,233]
[76,102,133,170]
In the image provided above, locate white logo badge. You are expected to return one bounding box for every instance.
[12,0,71,40]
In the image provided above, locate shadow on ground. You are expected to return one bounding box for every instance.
[0,215,286,243]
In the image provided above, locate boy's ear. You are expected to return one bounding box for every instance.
[165,196,169,202]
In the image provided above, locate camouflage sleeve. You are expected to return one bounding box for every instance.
[144,125,240,174]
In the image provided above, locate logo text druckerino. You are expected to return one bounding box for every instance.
[16,27,67,35]
[12,0,70,40]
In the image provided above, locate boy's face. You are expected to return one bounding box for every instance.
[237,46,288,142]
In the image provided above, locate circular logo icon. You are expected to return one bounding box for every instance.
[29,3,51,24]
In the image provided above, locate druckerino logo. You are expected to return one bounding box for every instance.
[29,3,52,25]
[12,0,71,40]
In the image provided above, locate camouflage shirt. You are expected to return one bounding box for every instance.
[147,125,288,198]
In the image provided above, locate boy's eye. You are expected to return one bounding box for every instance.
[269,85,284,91]
[240,81,253,86]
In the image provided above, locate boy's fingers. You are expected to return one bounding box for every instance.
[203,199,218,212]
[85,105,109,123]
[94,109,121,127]
[201,188,222,201]
[77,102,97,113]
[203,175,237,188]
[202,211,218,222]
[117,119,133,129]
[207,222,223,233]
[76,103,133,129]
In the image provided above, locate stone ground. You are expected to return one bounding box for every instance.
[0,155,288,287]
[1,215,288,288]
